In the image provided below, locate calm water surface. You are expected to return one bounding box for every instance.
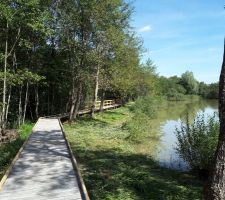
[151,99,218,171]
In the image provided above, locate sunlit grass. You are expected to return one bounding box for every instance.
[65,106,203,200]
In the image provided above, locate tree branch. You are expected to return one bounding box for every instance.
[7,27,21,57]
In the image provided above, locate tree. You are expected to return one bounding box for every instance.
[0,0,147,128]
[204,41,225,200]
[157,75,186,100]
[89,0,134,117]
[180,71,199,94]
[0,0,51,128]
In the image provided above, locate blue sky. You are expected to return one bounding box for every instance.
[130,0,225,83]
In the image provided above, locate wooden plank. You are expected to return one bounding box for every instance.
[0,118,83,200]
[0,118,41,191]
[59,119,90,200]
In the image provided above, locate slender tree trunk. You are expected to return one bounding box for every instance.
[22,82,29,124]
[35,85,39,119]
[2,21,9,129]
[66,92,71,113]
[69,87,76,121]
[91,64,100,117]
[51,86,55,114]
[100,90,105,112]
[47,86,50,115]
[204,40,225,200]
[73,83,82,120]
[29,103,33,121]
[69,72,76,121]
[18,86,23,126]
[5,86,11,125]
[60,95,63,113]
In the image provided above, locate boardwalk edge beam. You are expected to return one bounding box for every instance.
[58,119,90,200]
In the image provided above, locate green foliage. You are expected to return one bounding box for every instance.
[0,0,145,125]
[109,35,143,100]
[158,76,187,101]
[0,0,218,129]
[199,82,219,99]
[157,71,218,101]
[124,112,151,141]
[175,113,219,171]
[129,96,160,118]
[133,59,158,97]
[166,88,186,101]
[180,71,199,95]
[0,69,45,85]
[124,96,162,141]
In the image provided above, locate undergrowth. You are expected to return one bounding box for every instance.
[0,123,33,179]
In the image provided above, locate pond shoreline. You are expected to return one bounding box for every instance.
[154,99,218,171]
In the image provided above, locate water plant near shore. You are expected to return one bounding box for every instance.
[175,113,219,173]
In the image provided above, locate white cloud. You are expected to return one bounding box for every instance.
[138,25,152,33]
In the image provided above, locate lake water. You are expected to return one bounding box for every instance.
[151,99,218,171]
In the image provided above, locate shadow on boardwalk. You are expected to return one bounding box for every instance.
[0,119,82,200]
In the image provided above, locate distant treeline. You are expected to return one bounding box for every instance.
[158,71,218,101]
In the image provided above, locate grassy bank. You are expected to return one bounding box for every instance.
[0,123,33,179]
[64,105,203,200]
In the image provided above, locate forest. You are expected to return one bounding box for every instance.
[0,0,218,129]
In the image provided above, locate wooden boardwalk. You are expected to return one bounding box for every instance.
[51,103,121,120]
[78,104,121,115]
[0,118,86,200]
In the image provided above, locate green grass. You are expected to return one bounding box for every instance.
[0,123,33,179]
[64,106,203,200]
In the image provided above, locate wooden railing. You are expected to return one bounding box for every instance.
[45,99,120,119]
[95,100,115,109]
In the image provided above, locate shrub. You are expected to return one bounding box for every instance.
[166,88,186,101]
[175,113,219,172]
[124,112,151,141]
[129,96,162,118]
[125,96,161,141]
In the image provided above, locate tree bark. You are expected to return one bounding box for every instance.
[22,82,29,124]
[18,86,23,126]
[35,85,39,119]
[91,64,100,117]
[51,85,55,114]
[73,83,82,120]
[5,86,11,125]
[29,103,33,121]
[2,24,20,128]
[66,91,71,113]
[69,86,76,121]
[100,90,105,112]
[204,40,225,200]
[2,21,9,129]
[47,86,50,115]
